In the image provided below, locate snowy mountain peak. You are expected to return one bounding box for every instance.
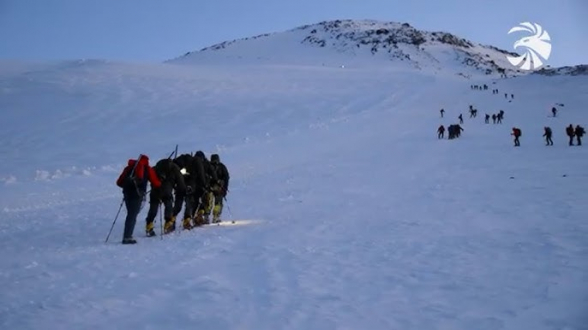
[170,19,522,77]
[295,19,471,48]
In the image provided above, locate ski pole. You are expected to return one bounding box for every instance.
[139,194,147,212]
[223,196,233,219]
[105,197,124,243]
[159,201,164,240]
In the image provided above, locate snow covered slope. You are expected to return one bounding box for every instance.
[1,21,588,330]
[171,19,520,78]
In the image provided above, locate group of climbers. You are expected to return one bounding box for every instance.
[116,151,230,244]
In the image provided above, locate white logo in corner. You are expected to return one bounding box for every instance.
[506,22,551,71]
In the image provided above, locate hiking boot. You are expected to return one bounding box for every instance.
[122,237,137,244]
[146,222,156,236]
[182,218,192,230]
[193,214,204,227]
[164,217,176,234]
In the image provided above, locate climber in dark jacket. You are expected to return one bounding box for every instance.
[209,154,230,223]
[144,158,185,236]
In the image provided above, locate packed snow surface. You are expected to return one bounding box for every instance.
[1,21,587,329]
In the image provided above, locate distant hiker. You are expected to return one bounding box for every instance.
[448,124,463,139]
[440,108,445,118]
[455,124,464,138]
[116,154,161,244]
[438,125,445,139]
[483,84,488,90]
[144,158,186,237]
[575,125,585,146]
[551,107,557,117]
[485,114,490,124]
[492,114,497,124]
[511,127,521,147]
[543,127,553,146]
[505,93,508,98]
[468,106,477,118]
[496,110,504,123]
[458,114,463,124]
[511,94,514,99]
[209,154,230,223]
[566,124,575,146]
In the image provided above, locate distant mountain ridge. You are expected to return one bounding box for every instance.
[169,19,585,78]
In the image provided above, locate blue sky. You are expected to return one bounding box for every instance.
[0,0,586,67]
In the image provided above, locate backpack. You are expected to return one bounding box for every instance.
[122,162,148,197]
[154,159,173,182]
[566,126,574,136]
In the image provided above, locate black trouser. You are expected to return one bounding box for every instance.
[173,190,185,218]
[438,132,444,139]
[123,195,142,239]
[514,136,520,146]
[188,187,206,219]
[146,194,173,225]
[545,136,553,145]
[184,193,196,220]
[577,136,583,146]
[569,135,574,146]
[181,185,205,220]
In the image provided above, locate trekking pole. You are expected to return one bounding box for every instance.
[223,196,233,220]
[159,202,164,240]
[105,197,124,243]
[139,194,147,212]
